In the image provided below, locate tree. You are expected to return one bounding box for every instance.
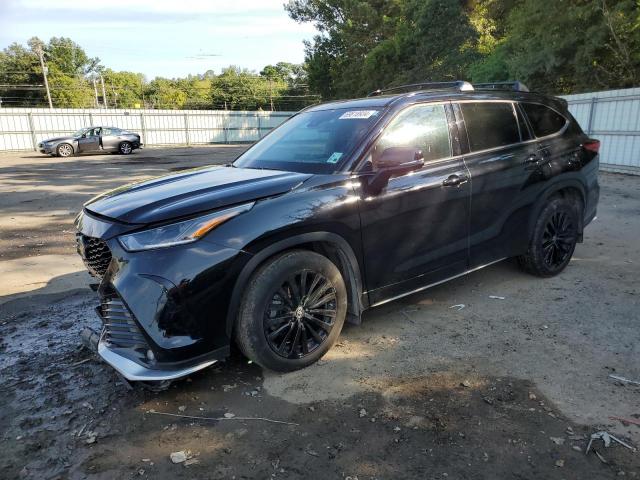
[0,42,41,106]
[286,0,403,98]
[102,69,146,108]
[211,66,289,110]
[145,78,188,109]
[470,0,640,93]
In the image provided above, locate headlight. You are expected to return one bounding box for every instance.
[118,202,254,252]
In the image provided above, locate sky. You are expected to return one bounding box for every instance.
[0,0,318,79]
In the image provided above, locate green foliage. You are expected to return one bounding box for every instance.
[102,69,146,108]
[0,38,313,110]
[288,0,640,98]
[210,66,288,110]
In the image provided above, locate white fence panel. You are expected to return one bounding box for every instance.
[562,87,640,175]
[1,89,638,175]
[0,108,295,152]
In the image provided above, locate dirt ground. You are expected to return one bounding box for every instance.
[0,146,639,480]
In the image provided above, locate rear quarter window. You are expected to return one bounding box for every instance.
[460,102,520,152]
[522,103,567,137]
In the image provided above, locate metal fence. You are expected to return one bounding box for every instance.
[0,108,295,151]
[561,87,640,175]
[0,88,639,175]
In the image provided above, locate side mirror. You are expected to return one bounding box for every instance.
[376,147,425,172]
[81,133,87,138]
[363,147,424,194]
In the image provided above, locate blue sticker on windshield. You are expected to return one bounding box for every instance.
[327,152,343,164]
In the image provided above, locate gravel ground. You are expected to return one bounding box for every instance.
[0,147,638,479]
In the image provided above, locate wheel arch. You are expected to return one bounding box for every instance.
[225,232,365,338]
[56,142,76,156]
[527,179,586,242]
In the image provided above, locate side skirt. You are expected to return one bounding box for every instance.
[368,257,507,309]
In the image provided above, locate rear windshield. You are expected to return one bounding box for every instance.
[233,108,381,174]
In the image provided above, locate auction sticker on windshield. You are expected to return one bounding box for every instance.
[339,110,378,120]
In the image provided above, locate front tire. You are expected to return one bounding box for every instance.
[235,250,347,372]
[56,143,74,157]
[119,141,133,155]
[518,197,581,277]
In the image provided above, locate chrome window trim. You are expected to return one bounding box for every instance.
[456,100,569,158]
[350,98,571,174]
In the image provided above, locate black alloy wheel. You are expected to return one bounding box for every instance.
[518,197,581,277]
[264,270,337,359]
[235,250,347,372]
[541,210,577,269]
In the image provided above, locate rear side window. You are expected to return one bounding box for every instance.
[460,102,520,152]
[522,103,567,137]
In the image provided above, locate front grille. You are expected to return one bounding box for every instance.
[77,234,112,278]
[100,296,150,358]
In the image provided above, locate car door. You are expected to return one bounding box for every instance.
[100,127,119,152]
[455,101,540,267]
[77,127,100,152]
[355,102,471,305]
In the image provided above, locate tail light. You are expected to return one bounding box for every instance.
[583,139,600,153]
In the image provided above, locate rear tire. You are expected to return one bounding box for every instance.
[517,197,581,277]
[119,141,133,155]
[56,143,74,157]
[235,250,347,372]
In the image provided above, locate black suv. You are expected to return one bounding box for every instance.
[75,81,600,383]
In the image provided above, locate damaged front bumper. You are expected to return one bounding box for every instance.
[97,339,219,381]
[75,210,251,383]
[93,294,223,382]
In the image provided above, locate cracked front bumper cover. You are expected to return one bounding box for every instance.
[97,340,218,381]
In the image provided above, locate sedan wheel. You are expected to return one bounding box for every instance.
[57,143,73,157]
[119,142,133,155]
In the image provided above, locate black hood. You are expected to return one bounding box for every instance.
[84,165,311,224]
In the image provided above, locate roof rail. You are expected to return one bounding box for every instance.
[367,80,474,97]
[473,81,530,92]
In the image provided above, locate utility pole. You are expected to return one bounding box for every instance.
[100,74,108,108]
[269,78,274,111]
[34,44,53,109]
[111,84,118,109]
[93,78,99,107]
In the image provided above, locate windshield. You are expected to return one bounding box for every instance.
[72,128,89,137]
[233,108,382,174]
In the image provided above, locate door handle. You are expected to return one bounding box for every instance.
[442,174,468,187]
[524,154,540,170]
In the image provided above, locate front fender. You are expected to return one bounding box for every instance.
[222,231,364,337]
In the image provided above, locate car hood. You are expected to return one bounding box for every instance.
[84,165,312,224]
[43,136,76,143]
